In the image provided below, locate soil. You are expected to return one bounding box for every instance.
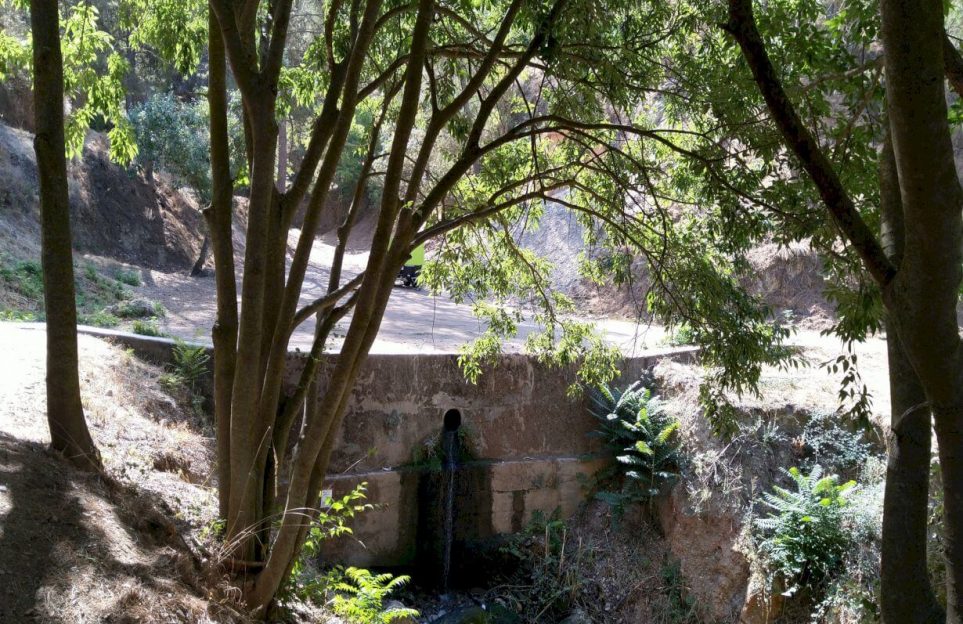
[0,324,235,623]
[0,122,205,271]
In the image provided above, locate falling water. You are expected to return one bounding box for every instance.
[440,409,461,591]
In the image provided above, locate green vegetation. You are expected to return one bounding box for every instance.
[754,466,856,597]
[112,268,141,287]
[588,381,682,512]
[662,323,697,347]
[129,94,214,199]
[0,258,44,305]
[168,340,209,391]
[77,309,120,328]
[131,318,164,337]
[0,255,137,326]
[285,484,373,602]
[800,411,874,473]
[282,483,417,624]
[327,568,418,624]
[659,562,699,624]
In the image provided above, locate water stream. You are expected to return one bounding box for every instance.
[440,409,461,591]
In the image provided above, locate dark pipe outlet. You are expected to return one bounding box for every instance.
[443,408,462,432]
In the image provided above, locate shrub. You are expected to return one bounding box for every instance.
[329,567,418,624]
[800,411,872,473]
[132,317,165,337]
[497,511,586,622]
[754,465,855,597]
[169,339,209,391]
[588,381,681,511]
[284,484,374,603]
[113,268,141,287]
[664,323,697,346]
[79,309,120,328]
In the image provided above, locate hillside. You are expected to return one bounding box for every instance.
[0,325,226,623]
[0,122,206,270]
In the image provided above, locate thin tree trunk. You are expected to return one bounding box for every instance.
[31,0,101,473]
[206,6,238,521]
[190,234,211,277]
[277,119,287,193]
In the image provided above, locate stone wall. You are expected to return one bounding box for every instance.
[291,349,696,573]
[79,326,696,575]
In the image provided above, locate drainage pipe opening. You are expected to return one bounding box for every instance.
[443,409,462,432]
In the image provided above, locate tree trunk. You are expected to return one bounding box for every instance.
[878,125,944,624]
[30,0,102,473]
[880,0,963,619]
[206,6,238,521]
[277,119,287,193]
[881,322,944,623]
[190,234,211,276]
[936,404,963,622]
[726,0,963,619]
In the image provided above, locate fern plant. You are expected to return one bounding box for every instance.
[284,483,374,602]
[588,381,681,510]
[754,465,856,597]
[170,339,210,391]
[329,567,419,624]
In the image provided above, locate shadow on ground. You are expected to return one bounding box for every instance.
[0,432,208,622]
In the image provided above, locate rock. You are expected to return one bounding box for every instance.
[655,484,750,621]
[739,589,783,623]
[384,600,418,624]
[739,576,784,624]
[430,605,520,624]
[430,607,490,624]
[106,297,158,319]
[559,608,593,624]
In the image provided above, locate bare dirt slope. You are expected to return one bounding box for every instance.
[0,324,232,623]
[0,121,205,270]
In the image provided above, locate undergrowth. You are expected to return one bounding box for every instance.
[0,254,138,327]
[754,466,856,597]
[133,317,166,336]
[587,381,681,514]
[280,483,418,623]
[491,510,700,623]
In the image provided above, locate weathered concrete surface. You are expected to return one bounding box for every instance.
[291,349,696,473]
[299,349,697,571]
[64,324,698,572]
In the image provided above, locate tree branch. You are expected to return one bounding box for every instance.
[723,0,895,287]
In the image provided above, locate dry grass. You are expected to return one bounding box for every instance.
[0,324,244,623]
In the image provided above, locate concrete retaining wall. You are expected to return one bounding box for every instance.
[77,325,696,572]
[290,348,696,571]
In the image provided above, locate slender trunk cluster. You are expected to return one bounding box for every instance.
[204,0,568,610]
[31,0,102,473]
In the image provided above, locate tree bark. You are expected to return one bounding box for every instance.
[190,234,211,277]
[30,0,102,473]
[276,119,287,193]
[880,0,963,616]
[879,124,944,624]
[206,6,238,521]
[726,0,963,619]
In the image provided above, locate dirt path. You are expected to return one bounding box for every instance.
[133,233,668,355]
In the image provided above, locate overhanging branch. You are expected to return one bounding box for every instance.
[723,0,895,287]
